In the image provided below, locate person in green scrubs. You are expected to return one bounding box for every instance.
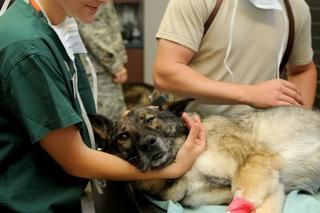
[0,0,206,212]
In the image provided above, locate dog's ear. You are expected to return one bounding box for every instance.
[88,114,113,151]
[150,91,170,107]
[161,97,195,116]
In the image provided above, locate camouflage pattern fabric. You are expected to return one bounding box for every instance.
[81,54,127,122]
[79,1,127,121]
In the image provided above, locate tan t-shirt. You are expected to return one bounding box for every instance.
[156,0,313,116]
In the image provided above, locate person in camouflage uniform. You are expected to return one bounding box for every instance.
[79,0,128,122]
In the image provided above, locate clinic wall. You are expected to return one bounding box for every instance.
[306,0,320,107]
[143,0,169,84]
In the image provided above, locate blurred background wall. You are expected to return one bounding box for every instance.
[306,0,320,107]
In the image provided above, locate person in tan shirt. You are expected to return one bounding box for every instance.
[154,0,317,116]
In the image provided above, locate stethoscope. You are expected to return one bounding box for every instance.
[223,0,288,81]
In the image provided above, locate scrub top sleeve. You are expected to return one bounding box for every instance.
[3,54,83,144]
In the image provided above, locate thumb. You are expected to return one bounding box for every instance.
[185,122,201,146]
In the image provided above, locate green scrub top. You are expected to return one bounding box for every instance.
[0,0,96,212]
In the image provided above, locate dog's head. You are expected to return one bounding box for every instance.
[90,98,194,172]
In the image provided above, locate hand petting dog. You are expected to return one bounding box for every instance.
[167,113,206,178]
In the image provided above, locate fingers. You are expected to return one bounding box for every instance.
[193,115,205,143]
[183,113,199,143]
[114,73,126,83]
[184,113,206,149]
[182,113,205,138]
[113,68,128,83]
[280,79,299,92]
[278,93,302,106]
[280,80,304,105]
[182,112,193,129]
[276,101,292,106]
[186,120,200,142]
[252,79,305,108]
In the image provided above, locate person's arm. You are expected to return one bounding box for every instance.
[286,61,317,108]
[39,113,206,181]
[153,39,304,108]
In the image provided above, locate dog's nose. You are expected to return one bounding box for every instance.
[138,135,157,152]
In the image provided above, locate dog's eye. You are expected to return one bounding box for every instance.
[118,133,129,141]
[144,116,155,125]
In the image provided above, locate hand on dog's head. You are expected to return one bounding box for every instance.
[89,97,195,171]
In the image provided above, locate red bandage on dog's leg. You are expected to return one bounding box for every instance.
[226,197,256,213]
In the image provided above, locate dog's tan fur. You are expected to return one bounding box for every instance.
[90,99,320,212]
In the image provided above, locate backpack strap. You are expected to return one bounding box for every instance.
[280,0,295,73]
[203,0,223,37]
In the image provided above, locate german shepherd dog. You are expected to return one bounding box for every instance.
[89,98,320,212]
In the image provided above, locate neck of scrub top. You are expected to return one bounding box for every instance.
[30,0,98,109]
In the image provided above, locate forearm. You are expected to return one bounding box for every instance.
[41,121,205,181]
[40,125,172,180]
[65,146,172,180]
[154,61,249,105]
[287,61,317,108]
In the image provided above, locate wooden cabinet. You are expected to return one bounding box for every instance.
[126,48,143,83]
[114,0,144,83]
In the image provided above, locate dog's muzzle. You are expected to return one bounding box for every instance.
[138,135,164,158]
[137,135,169,170]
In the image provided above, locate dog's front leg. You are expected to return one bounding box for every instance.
[231,153,283,213]
[255,183,285,213]
[159,178,188,202]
